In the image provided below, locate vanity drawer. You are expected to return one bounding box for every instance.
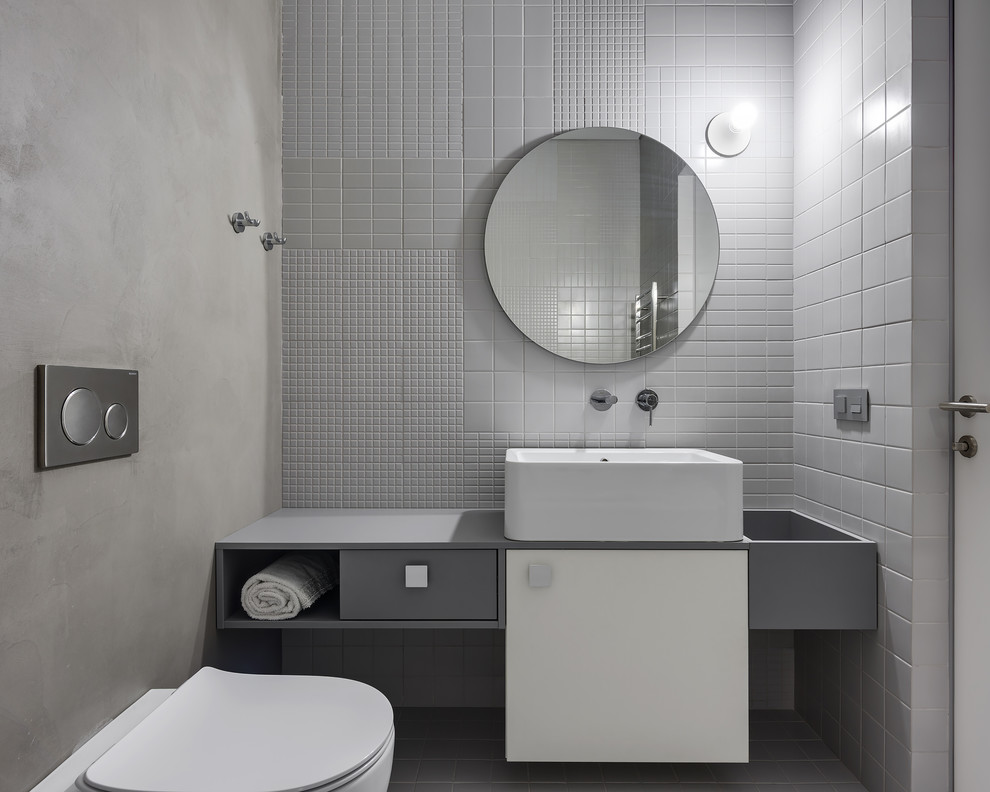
[338,549,498,621]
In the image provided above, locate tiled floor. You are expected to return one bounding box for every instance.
[388,709,867,792]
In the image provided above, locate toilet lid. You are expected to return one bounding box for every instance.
[81,668,394,792]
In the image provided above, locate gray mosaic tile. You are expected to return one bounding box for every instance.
[282,0,463,159]
[283,250,463,507]
[553,0,646,133]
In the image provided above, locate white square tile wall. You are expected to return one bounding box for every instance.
[790,1,951,791]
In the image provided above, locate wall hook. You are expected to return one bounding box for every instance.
[229,211,261,233]
[261,231,287,251]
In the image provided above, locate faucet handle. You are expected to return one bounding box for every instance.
[590,389,619,411]
[636,389,659,426]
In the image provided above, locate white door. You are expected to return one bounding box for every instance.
[953,2,990,788]
[505,549,749,763]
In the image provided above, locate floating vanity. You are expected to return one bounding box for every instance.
[216,505,877,765]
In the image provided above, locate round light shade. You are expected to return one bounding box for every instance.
[729,102,758,132]
[706,103,758,157]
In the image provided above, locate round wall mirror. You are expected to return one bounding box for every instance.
[484,127,720,364]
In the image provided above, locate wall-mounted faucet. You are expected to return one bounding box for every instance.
[636,389,659,426]
[589,389,618,411]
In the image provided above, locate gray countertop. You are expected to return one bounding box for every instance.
[217,508,750,550]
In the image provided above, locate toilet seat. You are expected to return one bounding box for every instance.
[76,667,394,792]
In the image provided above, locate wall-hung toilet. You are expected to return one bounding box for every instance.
[75,668,394,792]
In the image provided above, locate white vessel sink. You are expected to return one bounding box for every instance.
[504,448,743,542]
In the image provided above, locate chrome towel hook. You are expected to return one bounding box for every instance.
[229,211,261,233]
[261,231,287,251]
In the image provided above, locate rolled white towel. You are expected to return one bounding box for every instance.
[240,553,338,621]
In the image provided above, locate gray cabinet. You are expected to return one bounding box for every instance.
[214,510,507,629]
[744,511,877,630]
[339,549,498,621]
[215,510,877,633]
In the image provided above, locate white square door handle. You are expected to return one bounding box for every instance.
[405,564,429,588]
[528,564,552,588]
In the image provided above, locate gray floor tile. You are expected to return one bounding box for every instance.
[393,760,421,782]
[456,761,495,782]
[813,760,861,783]
[392,708,867,791]
[397,740,427,760]
[491,763,530,783]
[419,760,457,782]
[745,762,789,784]
[672,764,714,783]
[633,765,677,783]
[778,761,827,784]
[799,742,838,761]
[564,764,604,782]
[600,764,640,783]
[527,763,567,783]
[708,763,754,783]
[759,739,808,761]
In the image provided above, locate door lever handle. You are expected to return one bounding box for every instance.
[938,395,990,418]
[952,435,978,458]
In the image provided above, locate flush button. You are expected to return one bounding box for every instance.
[104,403,128,440]
[62,388,102,445]
[833,388,870,423]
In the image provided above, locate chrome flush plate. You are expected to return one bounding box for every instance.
[37,365,139,469]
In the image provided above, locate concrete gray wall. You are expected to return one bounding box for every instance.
[0,3,282,789]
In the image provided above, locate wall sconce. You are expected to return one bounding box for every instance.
[706,103,758,157]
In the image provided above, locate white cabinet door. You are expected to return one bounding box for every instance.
[505,549,748,763]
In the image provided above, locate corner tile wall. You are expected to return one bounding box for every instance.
[281,0,795,705]
[790,1,951,790]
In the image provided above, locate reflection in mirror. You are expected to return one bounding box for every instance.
[484,128,719,365]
